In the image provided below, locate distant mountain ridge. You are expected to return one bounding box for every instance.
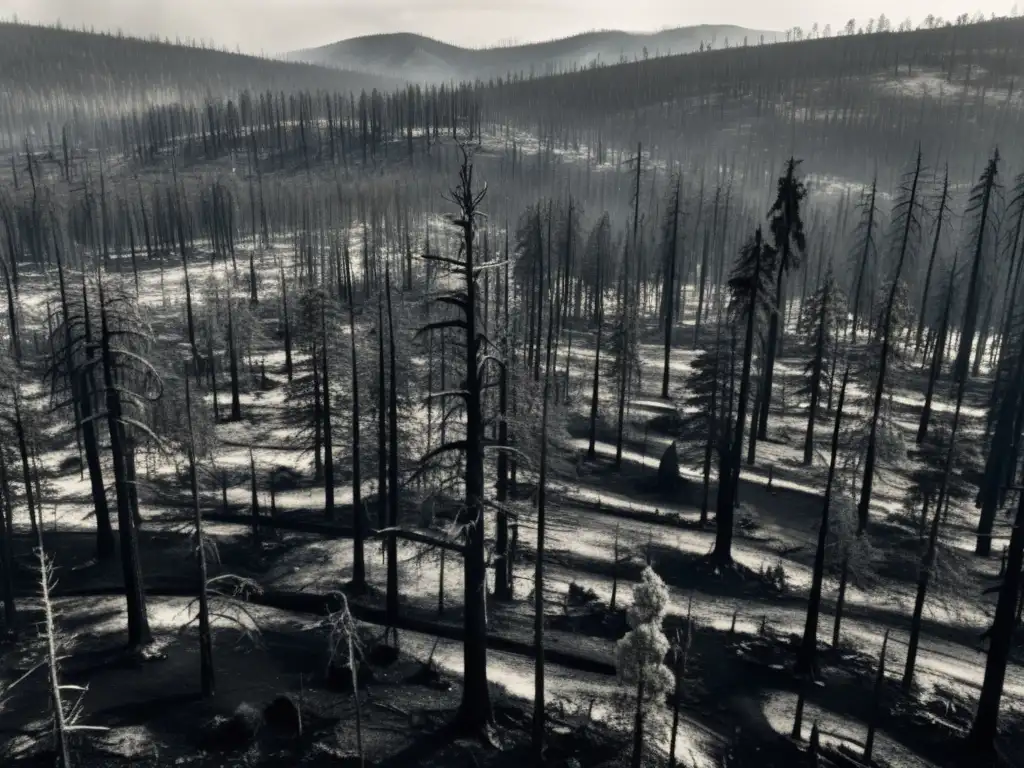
[286,25,777,82]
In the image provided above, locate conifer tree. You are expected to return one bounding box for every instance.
[955,150,1000,383]
[798,266,846,465]
[415,144,494,734]
[759,157,807,438]
[856,150,923,535]
[715,227,775,564]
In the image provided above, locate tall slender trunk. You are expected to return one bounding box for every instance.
[185,372,215,696]
[344,241,366,592]
[59,255,113,558]
[915,167,950,352]
[850,181,877,343]
[322,302,335,520]
[956,152,999,383]
[13,393,38,538]
[385,266,400,642]
[803,284,829,465]
[662,178,681,398]
[759,263,786,440]
[377,296,387,531]
[0,455,17,632]
[453,158,492,731]
[587,264,604,460]
[97,278,150,648]
[281,269,293,382]
[533,231,557,762]
[227,298,241,421]
[969,469,1024,751]
[614,251,630,470]
[714,228,766,564]
[857,153,921,535]
[1,262,19,364]
[918,258,958,443]
[693,226,711,348]
[494,254,512,601]
[183,256,199,376]
[797,366,850,675]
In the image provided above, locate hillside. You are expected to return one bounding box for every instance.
[475,16,1024,187]
[0,22,397,133]
[287,25,774,82]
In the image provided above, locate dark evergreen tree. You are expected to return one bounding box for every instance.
[759,157,807,438]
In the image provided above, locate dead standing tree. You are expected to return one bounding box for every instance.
[87,272,163,649]
[414,141,496,737]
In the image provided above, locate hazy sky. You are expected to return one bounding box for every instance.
[0,0,1012,53]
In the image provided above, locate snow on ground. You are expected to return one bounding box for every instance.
[7,240,1021,767]
[763,690,935,768]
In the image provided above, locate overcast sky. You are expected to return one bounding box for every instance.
[0,0,1012,54]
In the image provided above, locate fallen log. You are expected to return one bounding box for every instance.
[166,510,466,554]
[40,585,616,677]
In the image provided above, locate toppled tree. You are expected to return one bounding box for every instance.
[36,530,88,767]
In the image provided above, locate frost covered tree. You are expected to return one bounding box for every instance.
[615,566,673,768]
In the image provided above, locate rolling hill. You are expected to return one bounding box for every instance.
[0,21,398,130]
[286,25,776,82]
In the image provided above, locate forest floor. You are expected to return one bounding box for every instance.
[1,249,1023,767]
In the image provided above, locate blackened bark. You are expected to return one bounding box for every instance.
[385,266,400,642]
[797,366,850,675]
[227,299,241,421]
[98,278,150,648]
[185,372,214,696]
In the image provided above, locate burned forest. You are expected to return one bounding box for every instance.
[2,9,1024,768]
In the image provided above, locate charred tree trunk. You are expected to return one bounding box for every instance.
[385,266,400,644]
[344,240,366,592]
[185,372,214,697]
[227,298,241,421]
[98,278,151,648]
[797,366,850,675]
